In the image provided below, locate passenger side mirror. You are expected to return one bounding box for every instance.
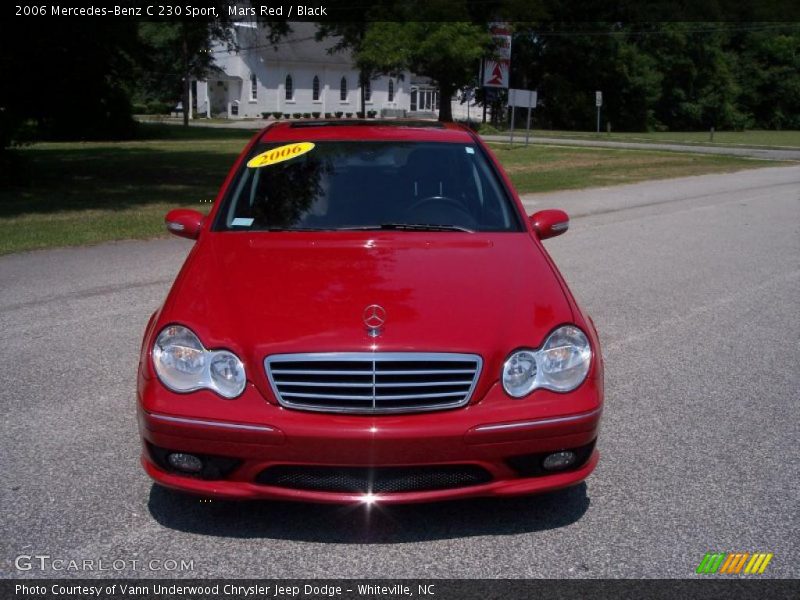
[165,209,204,240]
[530,209,569,240]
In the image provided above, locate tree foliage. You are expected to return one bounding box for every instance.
[1,0,797,155]
[512,22,799,131]
[137,21,235,126]
[360,22,492,121]
[0,20,139,145]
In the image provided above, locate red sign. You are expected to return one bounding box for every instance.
[484,23,511,89]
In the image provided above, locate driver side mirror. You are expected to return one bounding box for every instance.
[165,209,204,240]
[530,209,569,240]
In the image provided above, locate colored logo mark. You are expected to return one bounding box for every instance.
[696,552,773,575]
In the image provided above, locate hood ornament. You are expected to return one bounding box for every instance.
[363,305,386,337]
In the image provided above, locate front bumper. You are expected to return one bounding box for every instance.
[138,376,602,504]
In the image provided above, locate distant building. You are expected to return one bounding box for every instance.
[195,22,480,121]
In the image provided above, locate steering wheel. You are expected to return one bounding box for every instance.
[406,195,475,223]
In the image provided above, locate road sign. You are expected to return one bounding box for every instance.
[509,89,537,108]
[507,89,537,147]
[484,23,511,89]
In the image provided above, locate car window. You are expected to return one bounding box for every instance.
[215,141,523,232]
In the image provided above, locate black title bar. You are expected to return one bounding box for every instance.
[8,0,800,22]
[4,579,800,600]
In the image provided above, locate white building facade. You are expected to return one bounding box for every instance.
[196,22,481,121]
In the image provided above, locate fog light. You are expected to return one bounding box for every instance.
[542,451,577,471]
[167,452,203,474]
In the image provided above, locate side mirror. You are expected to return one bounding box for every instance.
[165,209,204,240]
[530,209,569,240]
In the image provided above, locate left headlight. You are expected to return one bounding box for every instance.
[152,325,246,399]
[502,325,592,397]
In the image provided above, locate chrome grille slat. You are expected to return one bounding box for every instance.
[278,380,472,388]
[376,380,474,388]
[281,391,467,401]
[374,369,476,375]
[265,352,482,414]
[270,369,374,375]
[279,381,375,388]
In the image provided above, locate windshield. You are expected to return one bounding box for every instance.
[214,141,523,232]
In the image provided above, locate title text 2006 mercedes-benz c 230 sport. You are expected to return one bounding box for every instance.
[136,120,603,504]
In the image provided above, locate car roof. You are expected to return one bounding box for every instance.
[259,120,476,143]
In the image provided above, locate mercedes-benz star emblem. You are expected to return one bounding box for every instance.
[362,304,386,337]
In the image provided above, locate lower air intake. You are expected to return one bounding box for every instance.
[256,465,492,493]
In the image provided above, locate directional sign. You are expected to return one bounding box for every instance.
[509,89,537,108]
[596,91,603,107]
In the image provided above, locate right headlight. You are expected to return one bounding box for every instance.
[502,325,591,397]
[152,325,246,399]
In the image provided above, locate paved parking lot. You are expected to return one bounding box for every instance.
[1,165,798,578]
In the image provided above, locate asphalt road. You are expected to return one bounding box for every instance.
[1,166,798,579]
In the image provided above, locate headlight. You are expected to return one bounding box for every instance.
[502,325,591,397]
[152,325,246,399]
[502,350,538,398]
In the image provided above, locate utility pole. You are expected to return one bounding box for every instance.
[595,91,602,134]
[182,25,190,127]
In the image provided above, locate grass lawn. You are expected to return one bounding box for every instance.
[485,128,800,149]
[0,125,254,255]
[487,143,776,193]
[0,123,787,255]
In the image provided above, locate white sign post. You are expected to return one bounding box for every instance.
[509,89,537,147]
[595,91,602,133]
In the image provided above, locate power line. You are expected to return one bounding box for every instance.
[519,23,800,37]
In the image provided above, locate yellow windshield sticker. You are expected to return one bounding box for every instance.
[247,142,315,168]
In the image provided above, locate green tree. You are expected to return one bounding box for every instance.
[0,20,140,140]
[137,21,235,126]
[137,17,291,125]
[734,27,800,129]
[641,23,748,130]
[359,22,492,121]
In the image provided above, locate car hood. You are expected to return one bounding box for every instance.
[164,232,573,361]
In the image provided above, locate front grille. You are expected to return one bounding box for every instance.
[256,465,492,493]
[265,352,482,414]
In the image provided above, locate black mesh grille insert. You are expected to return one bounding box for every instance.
[256,465,492,493]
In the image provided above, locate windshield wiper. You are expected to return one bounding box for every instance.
[339,223,475,233]
[260,227,326,232]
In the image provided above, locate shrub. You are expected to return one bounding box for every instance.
[283,113,291,119]
[367,110,378,118]
[261,112,270,119]
[272,112,282,119]
[312,112,321,118]
[132,103,147,114]
[455,119,479,131]
[335,111,343,118]
[324,113,332,118]
[356,111,365,118]
[146,101,171,115]
[345,112,352,118]
[302,112,311,119]
[292,113,301,119]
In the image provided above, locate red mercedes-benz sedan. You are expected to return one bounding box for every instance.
[137,120,603,504]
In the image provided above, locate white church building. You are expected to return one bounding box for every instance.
[195,22,479,121]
